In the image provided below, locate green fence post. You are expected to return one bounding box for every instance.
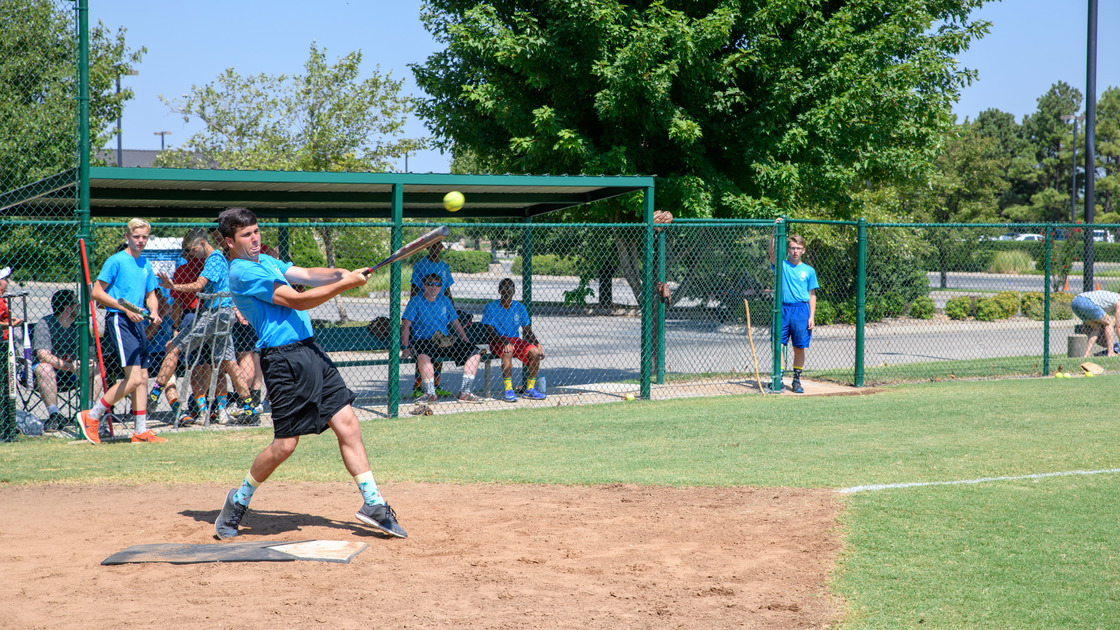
[387,183,403,418]
[521,217,532,319]
[1044,226,1052,375]
[640,188,655,399]
[77,0,92,413]
[854,218,867,387]
[770,218,786,393]
[656,227,666,384]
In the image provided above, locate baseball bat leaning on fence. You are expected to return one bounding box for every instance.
[743,299,765,394]
[79,238,114,437]
[5,296,14,423]
[20,293,31,388]
[365,226,450,274]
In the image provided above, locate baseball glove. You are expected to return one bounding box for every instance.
[431,331,455,348]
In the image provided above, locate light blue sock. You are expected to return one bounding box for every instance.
[233,473,260,507]
[355,471,385,506]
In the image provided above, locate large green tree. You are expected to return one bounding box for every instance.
[0,0,144,193]
[414,0,990,219]
[1096,87,1120,220]
[158,43,427,321]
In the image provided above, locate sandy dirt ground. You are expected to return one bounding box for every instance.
[0,483,843,629]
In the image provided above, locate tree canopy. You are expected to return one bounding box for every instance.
[157,42,425,172]
[413,0,990,218]
[0,0,144,193]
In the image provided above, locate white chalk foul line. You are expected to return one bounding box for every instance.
[836,467,1120,494]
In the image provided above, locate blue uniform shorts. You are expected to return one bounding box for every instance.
[781,302,812,349]
[104,312,151,378]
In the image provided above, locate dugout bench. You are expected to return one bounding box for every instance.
[318,325,499,398]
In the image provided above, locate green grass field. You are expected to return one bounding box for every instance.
[4,376,1119,627]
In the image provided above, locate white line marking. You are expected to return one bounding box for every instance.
[836,467,1120,494]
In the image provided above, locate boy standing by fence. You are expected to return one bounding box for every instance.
[769,231,818,394]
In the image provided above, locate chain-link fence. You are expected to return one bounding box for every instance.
[4,213,1120,437]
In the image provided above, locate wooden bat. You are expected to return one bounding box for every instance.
[743,299,765,394]
[365,226,450,274]
[79,238,113,436]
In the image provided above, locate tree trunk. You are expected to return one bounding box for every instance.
[598,258,616,307]
[938,246,948,289]
[612,227,644,306]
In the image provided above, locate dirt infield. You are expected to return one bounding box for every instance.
[1,483,843,629]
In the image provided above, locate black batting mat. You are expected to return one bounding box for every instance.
[102,540,368,565]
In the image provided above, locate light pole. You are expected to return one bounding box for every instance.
[153,131,171,151]
[1060,114,1085,223]
[115,69,139,167]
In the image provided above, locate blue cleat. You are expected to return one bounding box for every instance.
[503,389,517,403]
[521,387,546,400]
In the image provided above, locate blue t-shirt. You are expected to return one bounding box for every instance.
[780,260,819,304]
[410,258,454,291]
[200,249,233,309]
[481,300,530,338]
[402,294,457,340]
[229,254,314,349]
[97,250,156,315]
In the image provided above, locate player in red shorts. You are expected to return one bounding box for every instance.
[481,278,545,402]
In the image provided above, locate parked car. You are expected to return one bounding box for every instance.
[1014,233,1045,241]
[1093,229,1115,243]
[997,233,1021,241]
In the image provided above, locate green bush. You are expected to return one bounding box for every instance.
[975,297,1008,321]
[864,296,884,323]
[908,296,935,319]
[442,250,492,274]
[945,296,975,320]
[511,254,587,276]
[988,250,1035,274]
[881,291,907,317]
[837,299,857,325]
[994,291,1021,318]
[1022,291,1074,320]
[815,299,836,326]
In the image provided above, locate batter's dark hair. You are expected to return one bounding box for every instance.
[218,207,257,239]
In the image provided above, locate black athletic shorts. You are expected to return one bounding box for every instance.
[233,320,258,354]
[412,337,480,366]
[260,337,355,439]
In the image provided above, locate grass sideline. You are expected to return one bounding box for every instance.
[4,377,1120,627]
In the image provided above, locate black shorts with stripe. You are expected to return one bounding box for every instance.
[260,337,355,439]
[104,312,150,380]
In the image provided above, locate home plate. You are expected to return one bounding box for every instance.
[102,540,368,565]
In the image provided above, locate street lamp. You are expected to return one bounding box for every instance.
[1060,114,1085,223]
[153,131,171,151]
[116,68,139,167]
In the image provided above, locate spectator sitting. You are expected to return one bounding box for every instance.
[409,242,455,397]
[32,290,101,431]
[401,273,484,405]
[481,278,545,402]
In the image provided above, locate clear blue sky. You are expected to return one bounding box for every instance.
[92,1,1117,173]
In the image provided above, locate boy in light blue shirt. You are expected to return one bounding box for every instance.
[769,231,818,394]
[213,207,406,541]
[481,278,545,402]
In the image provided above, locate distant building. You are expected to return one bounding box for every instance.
[96,149,161,168]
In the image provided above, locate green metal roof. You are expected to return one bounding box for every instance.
[0,167,654,219]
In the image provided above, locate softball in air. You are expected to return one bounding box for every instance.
[443,190,465,212]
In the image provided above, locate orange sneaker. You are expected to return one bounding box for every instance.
[78,410,100,445]
[131,430,167,443]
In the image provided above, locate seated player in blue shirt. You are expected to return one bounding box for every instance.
[481,278,545,402]
[402,273,484,405]
[212,207,406,541]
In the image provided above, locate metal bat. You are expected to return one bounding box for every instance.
[117,299,150,320]
[365,226,450,274]
[20,293,30,388]
[5,295,13,415]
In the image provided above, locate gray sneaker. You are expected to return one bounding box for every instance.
[355,502,407,538]
[457,392,484,404]
[215,489,248,539]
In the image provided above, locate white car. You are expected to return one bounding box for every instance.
[1014,233,1045,241]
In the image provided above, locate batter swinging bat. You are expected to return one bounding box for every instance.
[365,226,450,274]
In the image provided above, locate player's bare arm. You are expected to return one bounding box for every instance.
[158,271,209,294]
[451,318,471,345]
[271,268,368,312]
[807,290,816,330]
[400,320,412,358]
[283,266,347,288]
[145,290,162,329]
